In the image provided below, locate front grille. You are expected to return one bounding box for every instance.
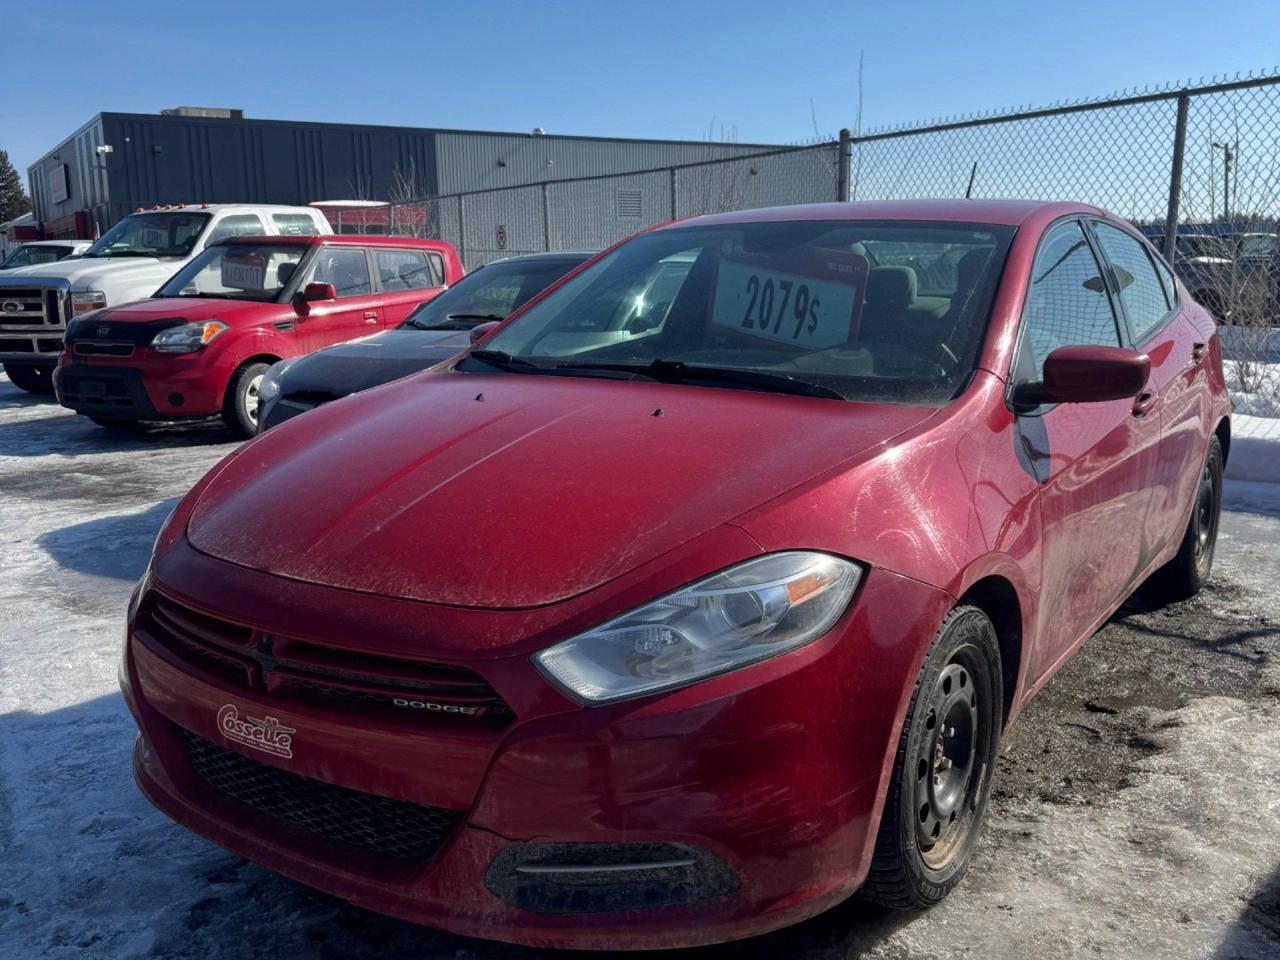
[140,595,512,723]
[179,729,461,861]
[74,341,135,357]
[0,287,52,326]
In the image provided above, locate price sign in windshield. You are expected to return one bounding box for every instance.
[711,251,866,350]
[221,253,267,291]
[141,226,169,250]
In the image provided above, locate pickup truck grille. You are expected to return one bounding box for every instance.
[0,281,68,359]
[139,595,512,724]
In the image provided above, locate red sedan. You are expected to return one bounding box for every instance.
[121,200,1229,949]
[55,235,462,436]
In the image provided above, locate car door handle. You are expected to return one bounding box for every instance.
[1132,390,1158,418]
[363,310,379,323]
[1192,341,1208,362]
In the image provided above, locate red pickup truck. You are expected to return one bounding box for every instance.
[54,235,463,436]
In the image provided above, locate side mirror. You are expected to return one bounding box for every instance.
[302,281,336,302]
[1014,345,1150,407]
[292,281,336,318]
[470,320,501,344]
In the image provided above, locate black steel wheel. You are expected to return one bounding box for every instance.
[1149,435,1223,603]
[861,604,1002,910]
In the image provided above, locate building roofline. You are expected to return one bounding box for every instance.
[90,111,781,151]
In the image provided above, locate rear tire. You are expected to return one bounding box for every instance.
[861,604,1003,910]
[4,363,55,394]
[1148,435,1223,603]
[221,361,270,439]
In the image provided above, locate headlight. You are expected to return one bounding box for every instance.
[257,357,300,403]
[534,551,862,704]
[151,320,227,353]
[72,290,108,315]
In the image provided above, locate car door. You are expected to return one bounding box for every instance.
[1012,219,1162,683]
[297,246,382,351]
[371,247,446,327]
[1089,220,1207,559]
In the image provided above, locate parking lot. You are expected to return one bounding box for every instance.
[2,371,1278,960]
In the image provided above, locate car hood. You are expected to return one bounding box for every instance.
[86,296,279,325]
[2,255,182,294]
[187,372,934,609]
[279,329,472,397]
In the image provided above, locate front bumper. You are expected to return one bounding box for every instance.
[57,355,226,420]
[122,542,951,949]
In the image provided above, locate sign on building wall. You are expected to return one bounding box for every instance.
[48,164,70,205]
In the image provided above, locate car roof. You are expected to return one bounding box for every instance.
[15,239,92,247]
[217,234,457,251]
[666,199,1109,230]
[130,203,321,215]
[483,250,597,264]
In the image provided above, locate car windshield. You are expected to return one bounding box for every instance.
[401,257,587,330]
[1,245,73,268]
[1236,234,1278,258]
[156,242,308,302]
[84,212,211,258]
[465,221,1014,406]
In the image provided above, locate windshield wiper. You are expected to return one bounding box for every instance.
[467,349,545,372]
[446,312,506,322]
[554,359,845,399]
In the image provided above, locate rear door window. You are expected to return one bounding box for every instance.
[1091,222,1173,343]
[374,249,440,291]
[272,213,322,235]
[207,215,266,243]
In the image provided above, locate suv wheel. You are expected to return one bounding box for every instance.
[221,361,270,439]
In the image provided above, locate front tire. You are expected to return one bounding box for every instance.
[861,604,1002,910]
[4,363,55,394]
[221,361,270,439]
[1149,435,1223,603]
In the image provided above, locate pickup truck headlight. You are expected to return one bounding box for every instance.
[534,551,862,704]
[71,290,108,315]
[151,320,227,353]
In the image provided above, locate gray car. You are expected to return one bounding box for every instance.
[257,250,593,431]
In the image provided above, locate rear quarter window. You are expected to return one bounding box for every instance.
[273,213,322,236]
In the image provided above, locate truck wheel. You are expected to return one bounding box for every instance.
[1148,436,1223,603]
[4,363,55,395]
[221,362,271,439]
[89,416,142,432]
[861,604,1002,911]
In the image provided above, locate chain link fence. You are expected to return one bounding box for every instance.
[848,72,1280,409]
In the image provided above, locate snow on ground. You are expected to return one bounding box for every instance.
[2,372,1279,960]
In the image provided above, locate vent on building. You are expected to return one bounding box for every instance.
[616,190,643,219]
[161,106,245,120]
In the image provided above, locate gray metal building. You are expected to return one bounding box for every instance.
[27,107,776,238]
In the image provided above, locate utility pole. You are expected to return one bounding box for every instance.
[1212,141,1234,222]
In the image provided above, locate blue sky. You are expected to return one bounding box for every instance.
[5,0,1280,175]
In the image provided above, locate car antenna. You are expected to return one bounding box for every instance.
[965,162,978,199]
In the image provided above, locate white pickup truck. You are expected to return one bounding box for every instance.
[0,203,332,393]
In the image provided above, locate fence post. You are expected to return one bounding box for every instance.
[837,128,852,202]
[541,182,552,251]
[1163,93,1190,262]
[669,167,678,219]
[458,195,468,266]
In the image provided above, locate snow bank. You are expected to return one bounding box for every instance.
[1227,414,1280,484]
